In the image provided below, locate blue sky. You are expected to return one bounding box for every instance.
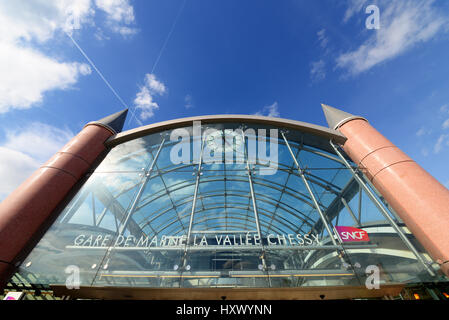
[1,0,449,200]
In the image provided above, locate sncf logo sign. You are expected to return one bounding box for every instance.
[335,226,369,242]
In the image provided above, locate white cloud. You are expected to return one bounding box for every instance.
[0,0,137,113]
[95,0,134,24]
[0,123,74,200]
[337,0,448,75]
[434,134,449,154]
[0,1,95,112]
[134,87,159,120]
[310,60,326,82]
[134,74,167,121]
[0,147,39,200]
[0,42,91,112]
[317,29,329,49]
[420,148,429,157]
[145,74,167,95]
[95,0,137,35]
[255,101,280,118]
[0,0,94,43]
[416,128,426,137]
[443,119,449,130]
[343,0,367,23]
[112,25,138,37]
[416,127,433,137]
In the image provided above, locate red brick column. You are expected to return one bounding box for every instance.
[0,123,114,288]
[339,118,449,276]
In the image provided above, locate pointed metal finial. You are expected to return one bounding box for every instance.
[321,103,367,130]
[86,108,129,134]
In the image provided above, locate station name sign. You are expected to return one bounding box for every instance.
[71,232,321,249]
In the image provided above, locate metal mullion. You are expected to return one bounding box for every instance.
[266,145,300,233]
[260,163,341,196]
[310,163,344,216]
[335,207,340,227]
[139,188,315,233]
[147,147,187,232]
[358,185,362,223]
[242,194,252,232]
[135,176,197,212]
[189,218,285,236]
[114,214,119,233]
[61,188,90,223]
[242,129,268,272]
[301,165,340,233]
[277,140,343,193]
[192,230,257,234]
[194,197,300,234]
[236,174,317,213]
[295,170,339,233]
[223,134,228,231]
[245,158,263,242]
[188,205,289,235]
[155,215,188,238]
[94,181,142,236]
[117,138,166,235]
[134,163,195,208]
[96,207,107,227]
[181,131,206,269]
[148,163,198,176]
[92,192,96,226]
[329,140,436,276]
[300,145,346,165]
[140,204,179,230]
[341,197,361,227]
[241,133,260,236]
[301,171,341,194]
[99,178,144,207]
[154,206,192,238]
[195,225,255,232]
[197,174,208,229]
[158,172,185,230]
[189,214,257,233]
[196,172,318,212]
[134,174,320,233]
[185,133,206,244]
[171,208,286,237]
[142,220,158,238]
[281,132,339,246]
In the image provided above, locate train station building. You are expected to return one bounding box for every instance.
[1,104,448,300]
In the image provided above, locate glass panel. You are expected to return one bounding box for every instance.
[17,172,143,287]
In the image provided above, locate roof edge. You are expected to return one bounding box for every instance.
[105,114,347,147]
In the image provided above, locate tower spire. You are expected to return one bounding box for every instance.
[87,108,129,134]
[321,103,367,130]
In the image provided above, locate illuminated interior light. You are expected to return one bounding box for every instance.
[230,273,354,278]
[99,274,219,278]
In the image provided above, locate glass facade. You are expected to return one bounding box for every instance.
[14,120,449,290]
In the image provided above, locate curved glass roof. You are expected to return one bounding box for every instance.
[91,121,350,238]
